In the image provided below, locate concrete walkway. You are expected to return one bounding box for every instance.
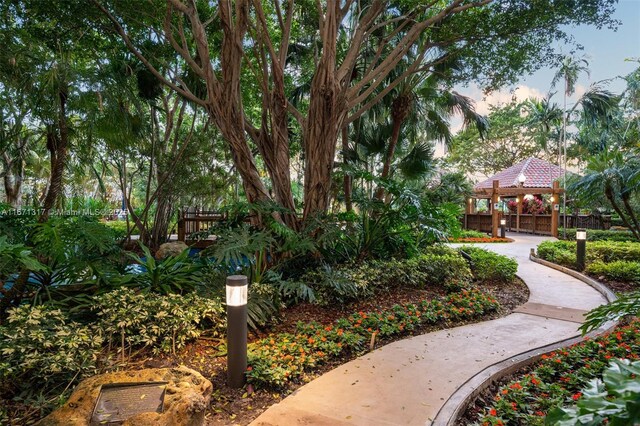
[250,234,607,426]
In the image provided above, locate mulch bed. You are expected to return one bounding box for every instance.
[133,279,529,425]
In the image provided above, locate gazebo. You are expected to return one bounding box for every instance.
[465,157,565,238]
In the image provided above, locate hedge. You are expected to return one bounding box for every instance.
[559,228,638,243]
[586,260,640,284]
[537,240,640,268]
[460,246,518,283]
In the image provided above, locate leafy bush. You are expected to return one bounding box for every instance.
[0,305,103,386]
[546,359,640,425]
[93,288,225,355]
[536,240,577,267]
[119,244,203,294]
[0,236,46,281]
[460,246,518,283]
[560,228,638,242]
[247,289,499,387]
[586,260,640,283]
[477,321,640,426]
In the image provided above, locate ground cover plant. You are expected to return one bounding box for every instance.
[247,289,499,387]
[468,321,640,426]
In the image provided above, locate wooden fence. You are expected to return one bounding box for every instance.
[465,213,610,236]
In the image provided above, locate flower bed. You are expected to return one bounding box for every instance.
[247,288,499,387]
[473,321,640,426]
[450,237,512,243]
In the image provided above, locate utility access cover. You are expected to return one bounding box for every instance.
[91,382,167,425]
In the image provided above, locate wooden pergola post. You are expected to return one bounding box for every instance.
[551,181,560,238]
[516,194,522,233]
[491,180,500,238]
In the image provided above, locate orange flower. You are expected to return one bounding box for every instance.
[489,408,497,416]
[510,382,523,390]
[501,389,509,395]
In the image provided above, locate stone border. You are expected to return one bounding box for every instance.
[430,251,617,426]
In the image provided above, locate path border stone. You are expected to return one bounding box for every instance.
[430,252,618,426]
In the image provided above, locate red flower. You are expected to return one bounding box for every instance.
[489,408,497,416]
[572,392,582,401]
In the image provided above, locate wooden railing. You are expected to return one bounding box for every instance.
[465,213,611,236]
[177,209,228,244]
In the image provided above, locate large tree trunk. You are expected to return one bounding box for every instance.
[253,88,298,228]
[302,6,345,220]
[3,170,23,208]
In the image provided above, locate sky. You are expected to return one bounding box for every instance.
[440,0,640,150]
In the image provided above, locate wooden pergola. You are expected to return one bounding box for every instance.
[465,158,565,238]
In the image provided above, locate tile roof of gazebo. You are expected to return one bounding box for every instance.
[474,157,564,190]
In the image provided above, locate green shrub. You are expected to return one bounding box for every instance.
[294,246,473,304]
[459,246,518,282]
[586,260,640,283]
[560,228,638,242]
[537,240,577,267]
[0,305,103,385]
[94,288,225,354]
[587,241,640,263]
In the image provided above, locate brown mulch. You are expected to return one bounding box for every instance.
[162,279,527,426]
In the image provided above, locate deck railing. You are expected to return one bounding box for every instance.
[464,213,610,236]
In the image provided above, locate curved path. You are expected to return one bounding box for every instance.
[250,234,607,426]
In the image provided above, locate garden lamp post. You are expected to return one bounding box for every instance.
[500,218,506,238]
[576,229,587,271]
[226,275,248,388]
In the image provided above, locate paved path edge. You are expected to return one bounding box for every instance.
[430,254,618,426]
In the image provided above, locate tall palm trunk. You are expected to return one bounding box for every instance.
[0,88,68,321]
[375,94,411,201]
[621,193,640,239]
[41,88,69,222]
[342,126,352,212]
[604,184,640,240]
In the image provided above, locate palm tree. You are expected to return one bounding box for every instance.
[373,72,487,201]
[570,151,640,239]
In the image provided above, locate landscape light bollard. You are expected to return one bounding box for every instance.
[226,275,248,388]
[500,218,506,238]
[576,229,587,271]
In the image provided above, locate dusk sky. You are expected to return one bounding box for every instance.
[459,0,640,117]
